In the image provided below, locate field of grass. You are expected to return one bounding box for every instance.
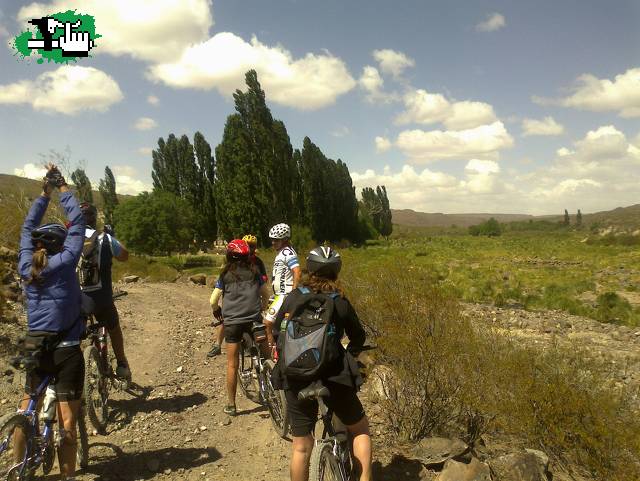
[342,230,640,326]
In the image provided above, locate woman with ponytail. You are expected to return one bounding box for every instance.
[16,163,85,481]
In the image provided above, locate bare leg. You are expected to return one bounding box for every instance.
[12,396,32,464]
[57,399,81,480]
[216,324,224,347]
[226,342,240,407]
[346,416,372,481]
[108,324,127,366]
[290,434,313,481]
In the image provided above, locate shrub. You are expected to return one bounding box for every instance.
[469,217,501,237]
[111,255,178,282]
[290,224,315,251]
[595,292,633,324]
[343,262,640,479]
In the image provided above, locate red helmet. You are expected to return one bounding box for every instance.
[226,239,250,259]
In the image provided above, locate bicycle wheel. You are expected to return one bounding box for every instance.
[83,346,108,434]
[0,412,34,481]
[76,403,89,469]
[237,333,261,404]
[309,441,346,481]
[262,360,289,438]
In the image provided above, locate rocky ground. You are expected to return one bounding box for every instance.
[1,276,638,480]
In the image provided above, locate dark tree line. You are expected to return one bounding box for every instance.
[146,70,382,248]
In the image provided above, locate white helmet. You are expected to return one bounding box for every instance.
[269,223,291,240]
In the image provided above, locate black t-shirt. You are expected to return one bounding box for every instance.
[273,288,366,389]
[84,235,114,307]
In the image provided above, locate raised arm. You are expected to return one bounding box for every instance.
[18,191,51,278]
[45,187,84,273]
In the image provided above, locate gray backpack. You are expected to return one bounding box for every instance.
[280,287,342,381]
[77,230,102,292]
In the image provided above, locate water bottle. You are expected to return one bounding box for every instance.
[41,385,57,422]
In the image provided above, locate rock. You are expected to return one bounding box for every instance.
[146,458,161,472]
[189,274,207,285]
[0,247,17,261]
[489,451,551,481]
[123,275,139,283]
[176,366,183,373]
[411,437,469,467]
[436,458,491,481]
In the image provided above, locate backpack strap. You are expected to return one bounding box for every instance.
[297,286,311,295]
[328,292,340,299]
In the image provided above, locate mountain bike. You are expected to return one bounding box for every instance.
[83,290,129,434]
[237,322,289,438]
[0,352,88,480]
[303,346,375,481]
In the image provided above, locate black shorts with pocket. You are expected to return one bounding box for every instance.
[285,381,366,437]
[93,301,120,330]
[223,322,254,344]
[25,346,84,401]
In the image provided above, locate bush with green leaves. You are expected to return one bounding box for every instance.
[469,217,502,236]
[114,190,195,255]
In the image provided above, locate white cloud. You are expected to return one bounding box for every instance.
[534,68,640,118]
[133,117,157,131]
[521,116,565,137]
[395,89,497,130]
[112,166,151,195]
[148,33,355,110]
[0,66,123,115]
[14,163,46,180]
[18,0,213,63]
[0,23,8,38]
[331,126,350,138]
[476,13,506,32]
[465,159,500,174]
[147,95,160,106]
[137,147,153,156]
[375,136,392,153]
[396,121,514,163]
[372,49,415,78]
[358,65,398,104]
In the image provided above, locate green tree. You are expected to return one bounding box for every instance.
[377,185,393,238]
[564,209,570,226]
[469,217,501,237]
[114,191,194,255]
[98,166,118,226]
[576,209,583,228]
[152,132,216,244]
[71,168,93,203]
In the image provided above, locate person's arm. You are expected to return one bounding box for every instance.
[17,188,51,279]
[45,188,84,273]
[291,266,302,290]
[108,235,129,262]
[340,299,366,352]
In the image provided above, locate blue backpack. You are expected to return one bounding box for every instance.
[280,287,343,381]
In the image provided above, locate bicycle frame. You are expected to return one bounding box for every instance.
[4,374,55,479]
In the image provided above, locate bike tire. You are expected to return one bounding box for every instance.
[0,412,35,481]
[237,333,261,404]
[262,360,289,439]
[76,402,89,469]
[309,441,346,481]
[83,346,108,434]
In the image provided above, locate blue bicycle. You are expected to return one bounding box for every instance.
[0,353,88,480]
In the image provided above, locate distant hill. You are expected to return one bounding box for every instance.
[0,173,133,207]
[391,209,535,228]
[581,204,640,230]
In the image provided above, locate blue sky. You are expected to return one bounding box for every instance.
[1,0,639,214]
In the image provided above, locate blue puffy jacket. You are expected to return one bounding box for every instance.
[18,191,85,342]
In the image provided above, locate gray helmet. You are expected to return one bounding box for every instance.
[306,246,342,278]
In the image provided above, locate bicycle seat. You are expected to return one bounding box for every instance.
[298,381,330,401]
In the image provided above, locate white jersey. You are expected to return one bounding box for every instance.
[272,245,299,295]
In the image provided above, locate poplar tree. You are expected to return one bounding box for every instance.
[98,166,118,226]
[71,168,93,203]
[576,209,583,228]
[564,209,570,226]
[377,185,393,238]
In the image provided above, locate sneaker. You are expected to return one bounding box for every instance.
[223,405,237,416]
[207,344,222,358]
[116,364,132,381]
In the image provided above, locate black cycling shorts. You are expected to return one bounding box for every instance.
[26,346,84,401]
[285,381,366,437]
[93,301,120,330]
[223,322,253,344]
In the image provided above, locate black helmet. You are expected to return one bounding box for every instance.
[31,223,68,253]
[80,202,97,228]
[306,246,342,278]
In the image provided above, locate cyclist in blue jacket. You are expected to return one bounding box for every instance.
[15,164,85,481]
